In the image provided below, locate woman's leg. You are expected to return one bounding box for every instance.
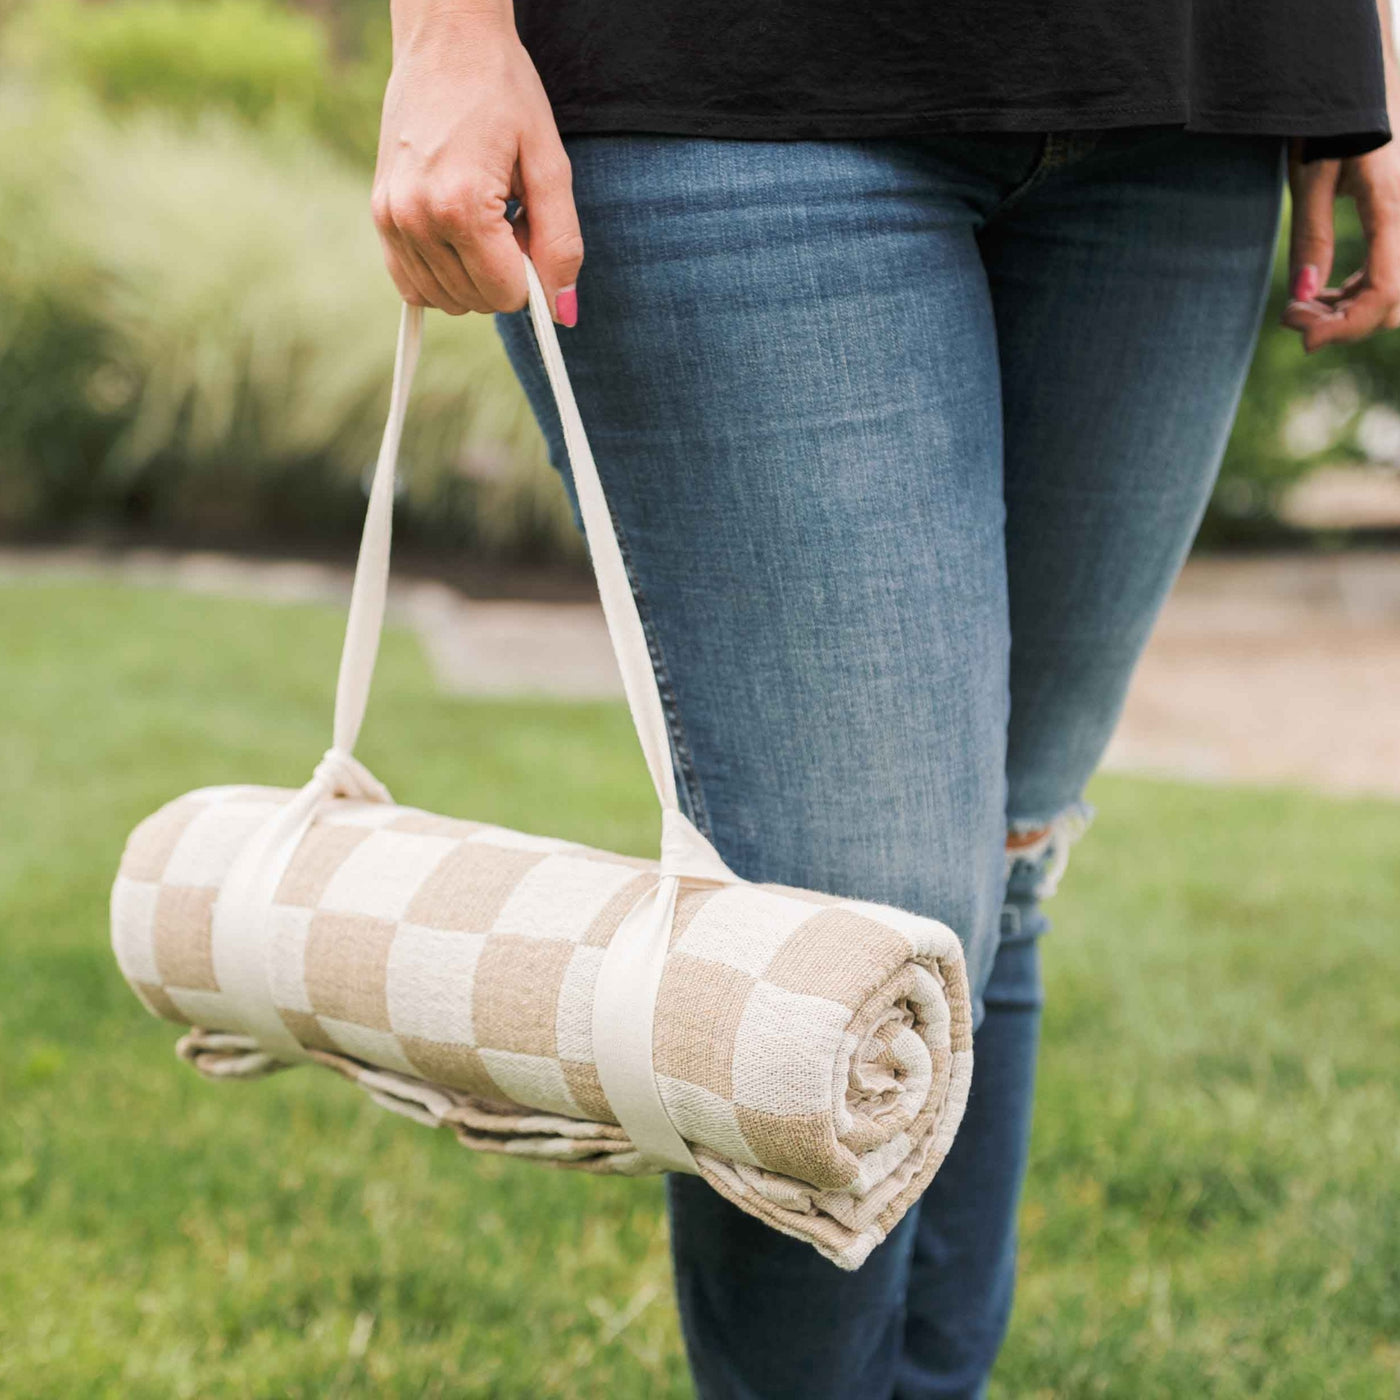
[497,132,1039,1398]
[894,920,1042,1400]
[499,132,1035,1012]
[896,129,1287,1398]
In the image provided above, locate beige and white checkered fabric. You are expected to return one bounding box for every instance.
[112,784,972,1269]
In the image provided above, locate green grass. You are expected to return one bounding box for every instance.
[1,580,1397,1398]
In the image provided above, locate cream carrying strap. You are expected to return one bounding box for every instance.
[208,256,738,1175]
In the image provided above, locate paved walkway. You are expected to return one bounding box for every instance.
[1102,554,1400,798]
[4,545,1397,798]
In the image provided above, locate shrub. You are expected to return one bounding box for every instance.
[0,87,579,557]
[33,0,327,119]
[9,0,385,163]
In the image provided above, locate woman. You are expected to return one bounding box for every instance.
[370,4,1398,1396]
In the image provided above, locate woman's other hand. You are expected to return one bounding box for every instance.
[1283,0,1400,351]
[1283,141,1400,351]
[372,0,581,324]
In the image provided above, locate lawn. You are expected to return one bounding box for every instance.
[1,579,1397,1398]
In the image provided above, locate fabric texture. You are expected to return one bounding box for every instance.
[495,126,1286,1395]
[113,784,972,1271]
[513,0,1390,161]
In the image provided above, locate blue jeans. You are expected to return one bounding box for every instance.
[498,126,1284,1400]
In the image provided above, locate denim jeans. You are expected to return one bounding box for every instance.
[498,126,1285,1400]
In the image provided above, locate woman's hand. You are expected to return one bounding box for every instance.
[372,0,581,324]
[1283,141,1400,351]
[1282,0,1400,351]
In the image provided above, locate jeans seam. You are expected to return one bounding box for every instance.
[521,311,716,844]
[986,133,1052,216]
[989,129,1104,216]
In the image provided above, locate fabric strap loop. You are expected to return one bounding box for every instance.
[213,256,735,1173]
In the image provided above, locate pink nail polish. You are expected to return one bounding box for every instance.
[1292,264,1320,301]
[555,286,578,328]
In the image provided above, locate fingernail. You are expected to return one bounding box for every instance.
[1292,264,1320,301]
[555,285,578,328]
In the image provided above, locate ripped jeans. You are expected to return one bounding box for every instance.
[497,124,1285,1399]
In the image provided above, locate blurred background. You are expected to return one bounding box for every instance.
[3,0,1400,561]
[0,0,579,568]
[1,2,1398,1397]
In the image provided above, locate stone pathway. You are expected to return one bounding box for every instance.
[3,544,1397,798]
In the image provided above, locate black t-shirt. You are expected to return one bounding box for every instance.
[515,1,1390,162]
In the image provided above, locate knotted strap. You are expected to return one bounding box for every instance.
[210,259,737,1172]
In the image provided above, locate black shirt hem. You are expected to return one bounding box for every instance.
[547,101,1390,155]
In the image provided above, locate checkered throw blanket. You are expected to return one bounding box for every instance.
[113,784,972,1269]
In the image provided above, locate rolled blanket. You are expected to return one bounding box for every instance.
[112,784,972,1270]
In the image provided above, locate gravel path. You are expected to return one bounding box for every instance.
[4,545,1396,799]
